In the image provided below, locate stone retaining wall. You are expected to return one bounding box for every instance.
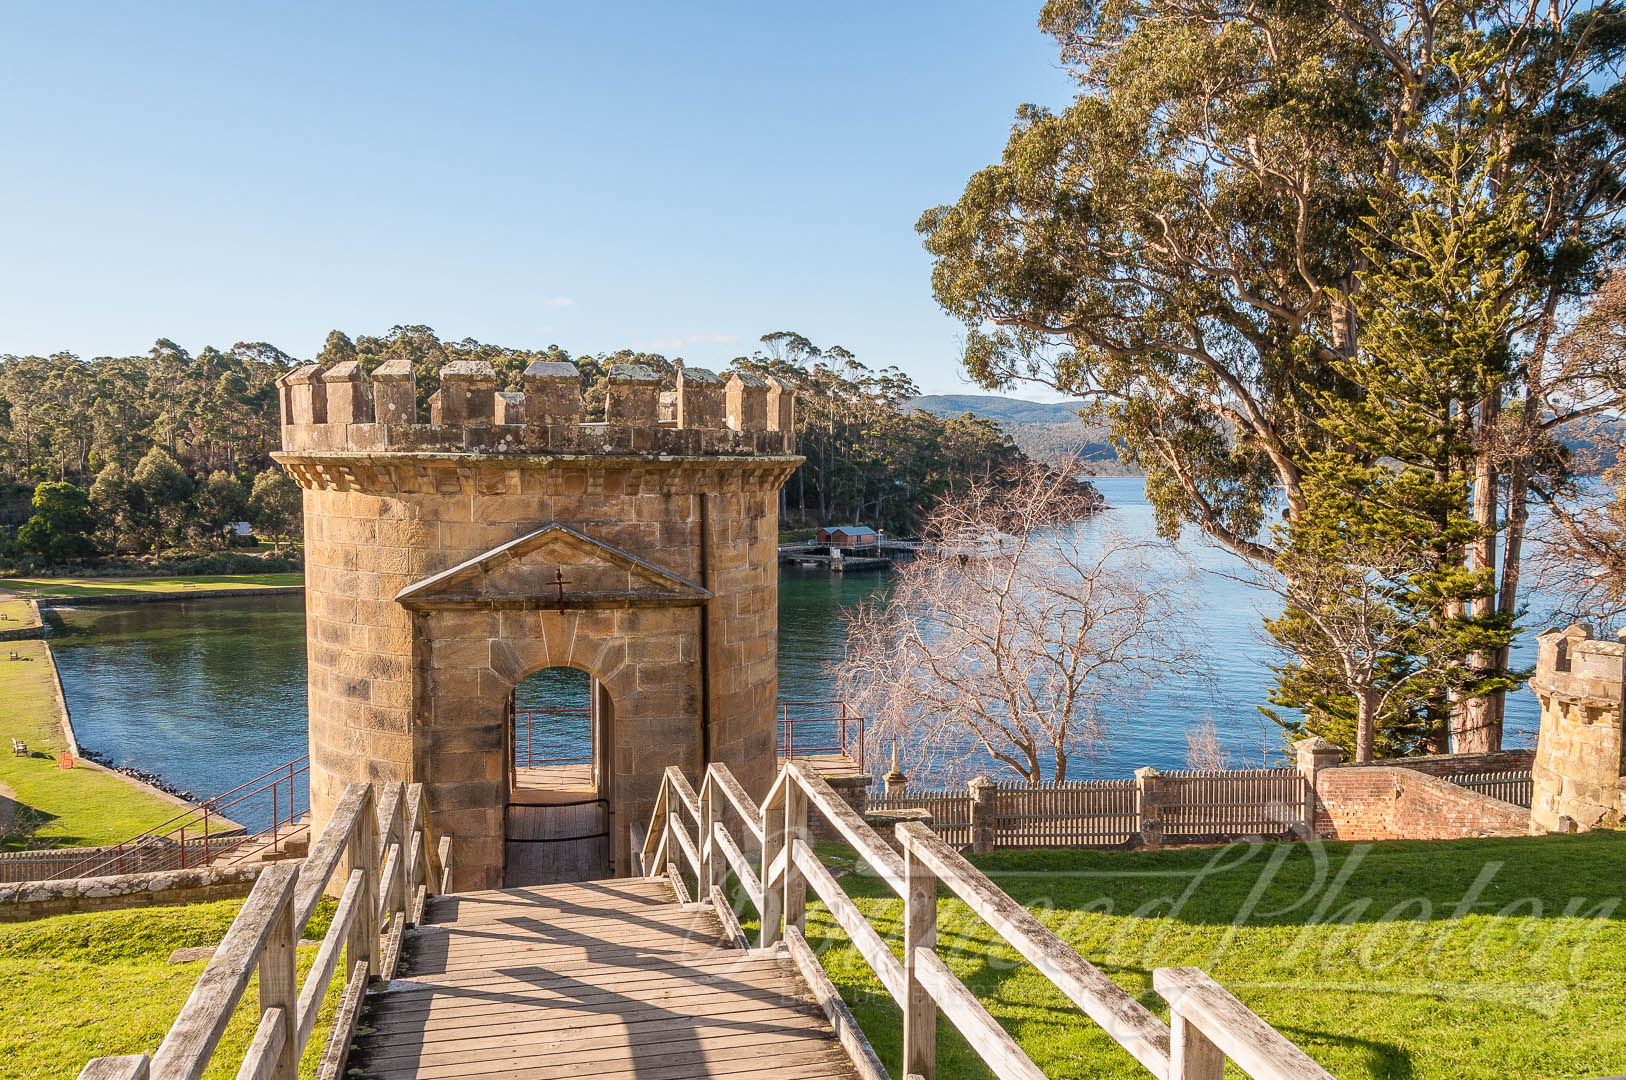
[0,863,261,922]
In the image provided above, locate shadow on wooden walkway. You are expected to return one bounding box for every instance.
[349,876,860,1080]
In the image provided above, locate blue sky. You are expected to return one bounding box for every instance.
[0,2,1075,395]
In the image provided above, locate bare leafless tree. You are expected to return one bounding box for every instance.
[837,465,1205,784]
[1525,269,1626,630]
[1184,718,1231,771]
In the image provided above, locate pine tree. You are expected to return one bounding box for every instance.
[1267,128,1531,760]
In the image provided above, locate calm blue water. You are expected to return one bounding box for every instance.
[46,476,1540,815]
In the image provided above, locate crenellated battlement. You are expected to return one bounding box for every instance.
[1529,623,1626,833]
[1532,623,1626,704]
[276,359,797,457]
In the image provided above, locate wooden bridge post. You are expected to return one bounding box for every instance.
[700,774,723,893]
[348,789,381,976]
[760,778,786,948]
[1170,1007,1225,1080]
[260,889,299,1080]
[902,829,937,1080]
[784,781,809,935]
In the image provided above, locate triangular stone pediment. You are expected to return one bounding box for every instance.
[395,523,710,610]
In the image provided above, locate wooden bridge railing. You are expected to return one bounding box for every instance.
[642,759,1333,1080]
[75,781,452,1080]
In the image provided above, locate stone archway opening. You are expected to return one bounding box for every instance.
[505,665,616,887]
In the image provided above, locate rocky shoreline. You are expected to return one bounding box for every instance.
[76,748,197,803]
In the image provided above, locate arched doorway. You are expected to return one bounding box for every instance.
[504,666,615,886]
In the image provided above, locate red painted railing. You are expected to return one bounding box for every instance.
[777,699,865,768]
[48,756,310,879]
[514,707,593,767]
[515,700,866,770]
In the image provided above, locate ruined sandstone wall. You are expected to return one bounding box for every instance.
[1530,625,1626,832]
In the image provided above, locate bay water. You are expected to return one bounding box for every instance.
[46,477,1541,816]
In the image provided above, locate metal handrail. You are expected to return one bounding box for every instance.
[50,755,311,879]
[514,707,593,768]
[777,700,865,768]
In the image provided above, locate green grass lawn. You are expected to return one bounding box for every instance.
[0,898,342,1080]
[0,598,38,628]
[789,833,1626,1080]
[0,640,183,849]
[0,573,303,599]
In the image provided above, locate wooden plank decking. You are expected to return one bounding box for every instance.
[349,876,861,1080]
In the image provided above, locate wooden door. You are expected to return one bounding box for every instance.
[504,799,610,886]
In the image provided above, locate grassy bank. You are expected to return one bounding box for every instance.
[0,640,182,849]
[0,598,36,627]
[801,832,1626,1080]
[0,573,302,600]
[0,898,340,1080]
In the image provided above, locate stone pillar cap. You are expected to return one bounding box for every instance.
[321,360,365,381]
[281,362,323,385]
[608,363,660,382]
[766,374,798,391]
[678,366,724,384]
[968,775,997,790]
[496,391,525,404]
[1563,622,1596,640]
[371,358,413,380]
[728,370,769,388]
[440,359,496,379]
[1294,736,1342,752]
[523,360,579,380]
[1133,766,1162,779]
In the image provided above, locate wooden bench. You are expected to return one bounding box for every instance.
[10,738,28,756]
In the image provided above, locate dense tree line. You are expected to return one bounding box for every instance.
[0,326,1035,567]
[734,331,1029,533]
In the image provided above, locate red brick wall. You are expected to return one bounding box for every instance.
[1315,766,1530,841]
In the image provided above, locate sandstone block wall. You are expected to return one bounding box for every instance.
[1530,624,1626,832]
[276,359,798,891]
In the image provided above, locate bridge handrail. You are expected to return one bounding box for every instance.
[75,781,451,1080]
[641,759,1335,1080]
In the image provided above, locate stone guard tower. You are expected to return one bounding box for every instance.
[274,359,798,890]
[1529,624,1626,833]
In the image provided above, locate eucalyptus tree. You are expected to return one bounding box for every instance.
[920,0,1626,751]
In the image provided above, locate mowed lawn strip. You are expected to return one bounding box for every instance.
[0,639,182,849]
[0,573,303,599]
[0,898,342,1080]
[0,598,38,629]
[797,832,1626,1080]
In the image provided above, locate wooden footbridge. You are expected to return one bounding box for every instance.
[76,763,1336,1080]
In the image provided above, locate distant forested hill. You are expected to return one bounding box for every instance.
[906,395,1138,474]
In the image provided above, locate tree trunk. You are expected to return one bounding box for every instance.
[1455,395,1503,754]
[1355,688,1379,763]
